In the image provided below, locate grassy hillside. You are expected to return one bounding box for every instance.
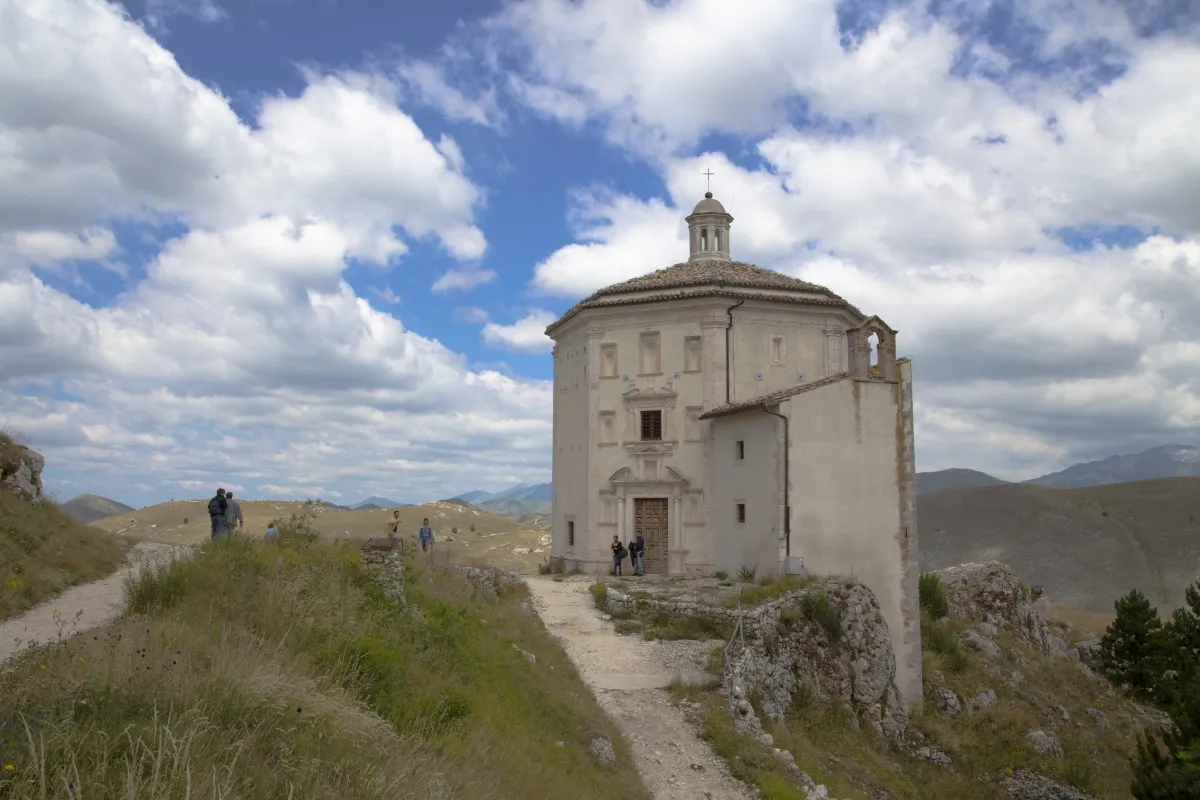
[0,537,650,799]
[919,477,1200,611]
[88,498,551,572]
[916,468,1007,495]
[0,434,127,621]
[60,493,135,524]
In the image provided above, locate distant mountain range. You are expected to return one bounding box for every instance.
[450,482,552,516]
[1027,444,1200,488]
[350,496,411,509]
[916,468,1008,496]
[61,494,135,524]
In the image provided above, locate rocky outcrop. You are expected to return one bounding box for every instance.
[1000,768,1097,799]
[606,580,907,741]
[441,563,524,596]
[0,440,44,505]
[933,562,1053,654]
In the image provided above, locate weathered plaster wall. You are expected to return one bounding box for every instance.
[551,327,591,568]
[710,412,785,577]
[727,304,852,404]
[785,378,922,710]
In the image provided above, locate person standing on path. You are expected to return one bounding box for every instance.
[388,510,402,541]
[224,491,244,533]
[418,518,434,557]
[611,535,625,576]
[207,488,228,539]
[633,533,646,576]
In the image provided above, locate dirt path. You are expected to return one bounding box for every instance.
[526,576,755,800]
[0,541,187,668]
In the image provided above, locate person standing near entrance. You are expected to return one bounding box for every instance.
[418,518,434,557]
[634,533,646,576]
[611,535,625,576]
[207,488,228,539]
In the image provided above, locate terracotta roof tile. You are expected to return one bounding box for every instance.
[546,259,855,335]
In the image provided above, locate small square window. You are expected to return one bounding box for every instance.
[735,440,745,460]
[736,503,746,524]
[640,410,663,441]
[567,519,575,546]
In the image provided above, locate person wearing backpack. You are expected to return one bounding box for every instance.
[208,488,229,539]
[610,535,626,576]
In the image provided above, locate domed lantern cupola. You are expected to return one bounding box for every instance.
[685,190,733,262]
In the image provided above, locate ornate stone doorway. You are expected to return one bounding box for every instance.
[635,498,669,574]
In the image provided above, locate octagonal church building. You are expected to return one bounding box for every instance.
[545,192,922,706]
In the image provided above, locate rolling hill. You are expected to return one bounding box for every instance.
[915,468,1007,495]
[60,494,135,524]
[452,482,553,515]
[1028,443,1200,487]
[351,495,409,509]
[918,477,1200,613]
[85,498,552,572]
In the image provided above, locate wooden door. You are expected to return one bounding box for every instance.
[635,498,669,574]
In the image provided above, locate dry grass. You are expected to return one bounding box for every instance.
[0,536,649,800]
[669,608,1151,800]
[919,477,1200,611]
[0,481,127,621]
[87,498,552,573]
[1042,602,1115,635]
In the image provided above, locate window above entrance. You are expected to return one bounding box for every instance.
[640,410,663,441]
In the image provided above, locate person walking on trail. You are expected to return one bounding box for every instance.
[388,510,402,541]
[207,488,229,539]
[224,491,244,533]
[418,518,434,555]
[264,522,279,542]
[611,535,626,576]
[633,533,646,576]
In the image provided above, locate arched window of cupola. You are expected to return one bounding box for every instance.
[700,229,708,251]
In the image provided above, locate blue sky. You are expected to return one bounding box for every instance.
[1,0,1198,508]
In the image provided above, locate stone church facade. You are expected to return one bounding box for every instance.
[546,192,922,707]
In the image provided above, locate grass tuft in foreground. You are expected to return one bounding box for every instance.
[0,435,126,620]
[0,537,649,800]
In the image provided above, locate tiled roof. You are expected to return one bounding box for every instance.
[699,373,853,419]
[546,259,854,335]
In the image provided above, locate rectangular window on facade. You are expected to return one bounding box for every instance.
[684,406,702,441]
[640,409,663,441]
[567,519,575,546]
[736,503,746,524]
[599,411,616,445]
[770,335,787,366]
[736,440,745,460]
[684,336,702,372]
[600,344,618,378]
[639,332,661,374]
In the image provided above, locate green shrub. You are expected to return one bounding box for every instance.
[590,581,608,609]
[737,565,758,583]
[919,572,950,619]
[801,591,842,642]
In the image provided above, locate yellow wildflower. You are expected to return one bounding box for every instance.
[4,764,14,771]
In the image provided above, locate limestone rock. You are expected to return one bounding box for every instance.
[0,441,44,505]
[589,735,616,765]
[1027,730,1063,757]
[1073,638,1102,667]
[962,629,1002,658]
[934,562,1053,654]
[971,688,997,710]
[1084,707,1110,729]
[1001,767,1097,799]
[932,687,962,716]
[915,745,954,769]
[725,580,908,741]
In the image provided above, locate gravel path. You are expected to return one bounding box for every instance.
[526,575,755,800]
[0,541,187,668]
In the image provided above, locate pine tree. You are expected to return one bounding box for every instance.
[1101,589,1167,699]
[1131,672,1200,799]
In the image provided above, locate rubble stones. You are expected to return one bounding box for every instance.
[1027,730,1064,757]
[971,688,997,710]
[915,745,954,769]
[932,687,962,716]
[441,563,524,596]
[962,629,1003,658]
[589,735,616,765]
[1084,708,1110,729]
[1001,768,1097,799]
